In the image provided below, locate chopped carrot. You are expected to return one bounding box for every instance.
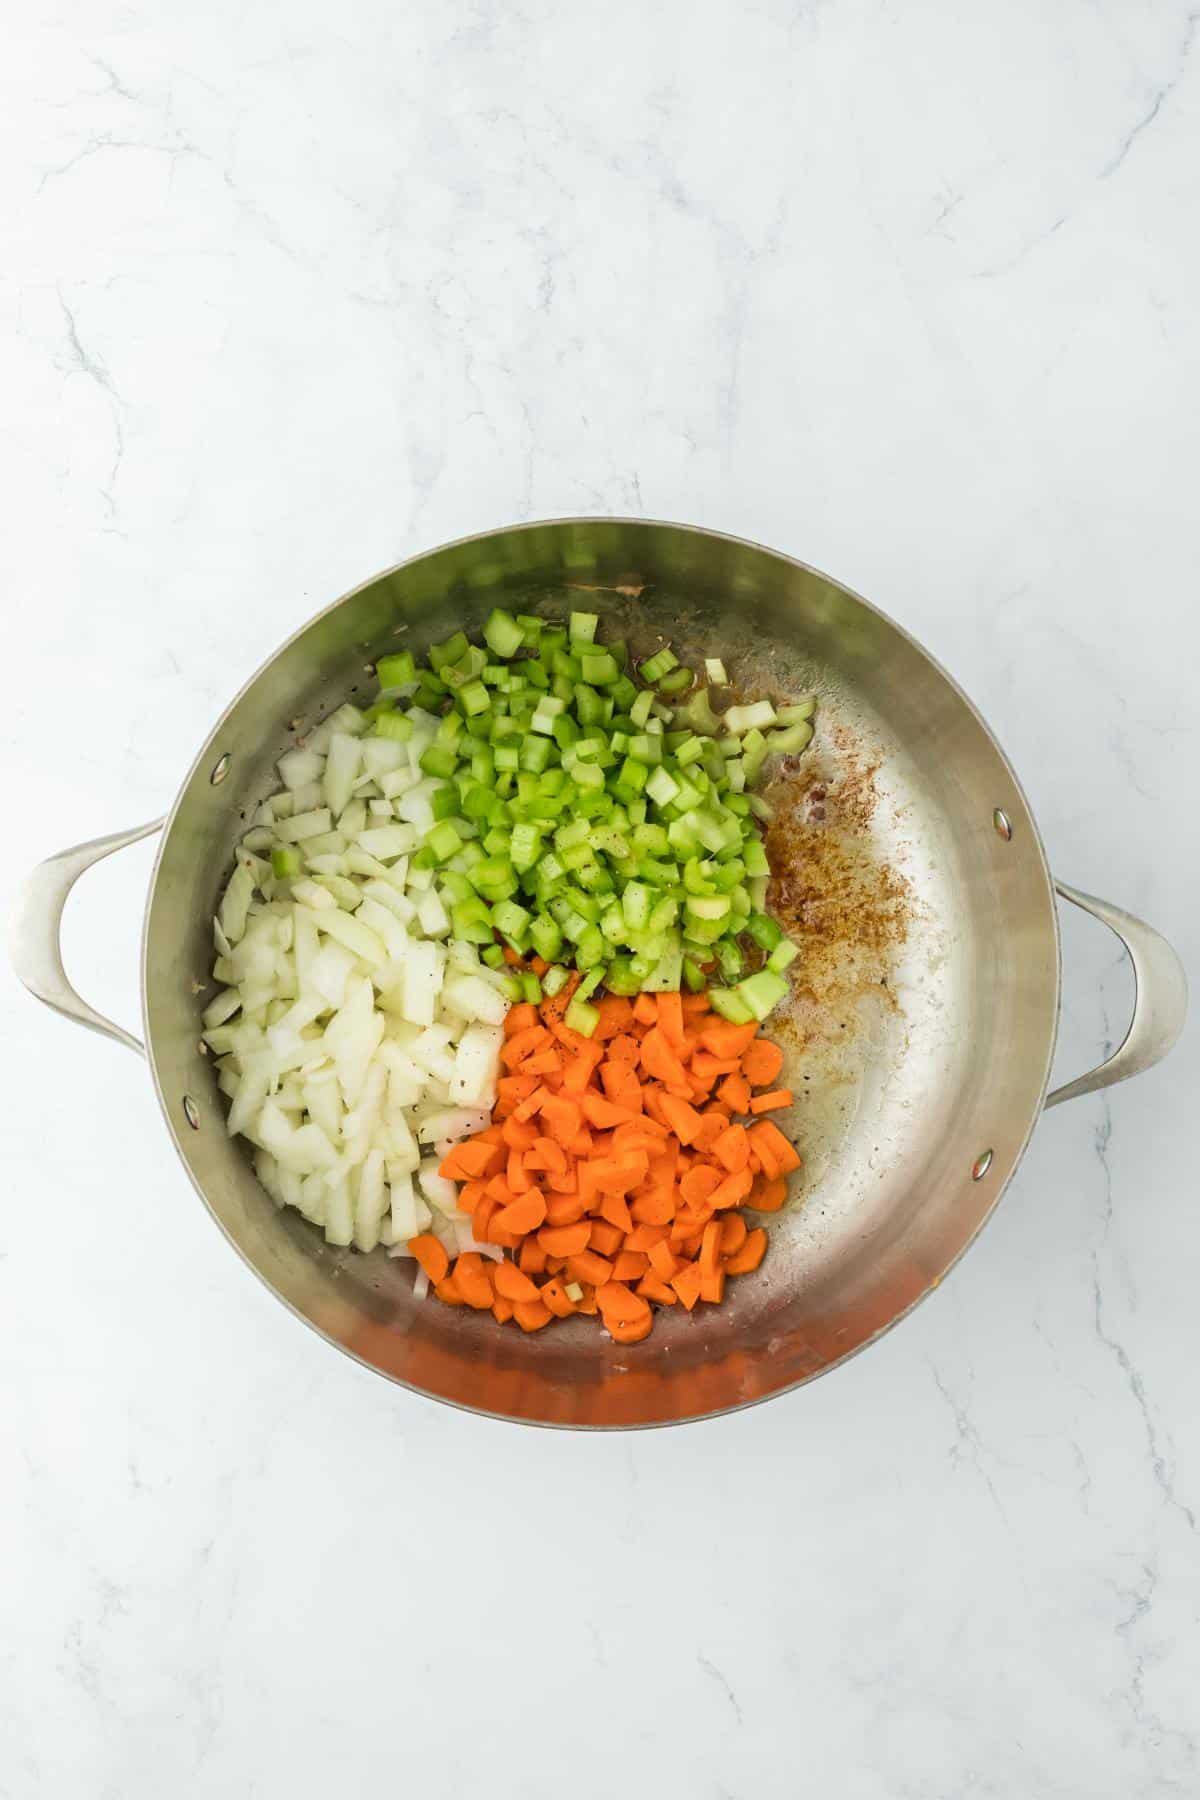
[724,1227,767,1274]
[420,977,800,1341]
[566,1249,615,1287]
[538,1220,592,1258]
[409,1234,449,1285]
[493,1261,541,1304]
[716,1072,752,1112]
[659,1092,703,1144]
[670,1262,703,1310]
[454,1253,494,1310]
[519,1236,549,1276]
[741,1038,784,1088]
[700,1020,759,1059]
[713,1123,750,1173]
[587,1219,623,1257]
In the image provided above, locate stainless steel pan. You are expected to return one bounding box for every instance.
[11,521,1187,1427]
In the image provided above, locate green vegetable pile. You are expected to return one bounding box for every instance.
[366,609,815,1037]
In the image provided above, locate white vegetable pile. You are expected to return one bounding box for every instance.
[202,701,509,1266]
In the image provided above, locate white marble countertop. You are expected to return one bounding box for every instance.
[3,4,1198,1794]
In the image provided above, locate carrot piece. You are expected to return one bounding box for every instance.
[574,1284,598,1315]
[691,1111,728,1154]
[750,1088,793,1115]
[710,1168,754,1211]
[540,1277,575,1318]
[713,1123,750,1173]
[545,1192,587,1226]
[566,1249,614,1287]
[506,1147,532,1195]
[700,1020,759,1059]
[608,1310,653,1343]
[493,1261,541,1303]
[641,1027,691,1090]
[525,1135,567,1174]
[588,1220,623,1256]
[681,990,711,1014]
[594,995,635,1039]
[719,1214,748,1256]
[522,1048,563,1077]
[473,1195,497,1242]
[529,955,549,976]
[741,1037,784,1088]
[612,1249,649,1283]
[439,1138,501,1180]
[680,1164,722,1208]
[659,1092,703,1145]
[607,1033,641,1064]
[581,1092,636,1130]
[512,1083,552,1124]
[518,1236,548,1276]
[699,1219,723,1274]
[513,1299,552,1332]
[632,993,658,1025]
[595,1280,651,1326]
[599,1061,642,1108]
[724,1227,767,1274]
[491,1295,515,1323]
[670,1261,703,1310]
[454,1252,494,1309]
[457,1179,486,1216]
[647,1239,680,1282]
[409,1234,449,1285]
[655,990,687,1051]
[637,1273,678,1305]
[625,1222,670,1252]
[630,1188,674,1226]
[538,1220,592,1258]
[562,1041,605,1093]
[598,1191,634,1234]
[699,1266,725,1305]
[500,1024,552,1069]
[751,1177,789,1212]
[749,1119,801,1175]
[540,1095,582,1145]
[503,1002,539,1038]
[434,1272,465,1305]
[716,1072,752,1113]
[495,1190,548,1235]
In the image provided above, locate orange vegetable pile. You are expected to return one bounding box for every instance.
[408,976,799,1343]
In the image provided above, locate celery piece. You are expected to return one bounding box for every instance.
[569,611,598,644]
[271,846,302,879]
[428,631,468,672]
[736,969,790,1020]
[427,820,464,862]
[481,944,505,967]
[458,679,491,717]
[767,937,800,973]
[657,666,694,696]
[420,744,458,780]
[372,710,413,741]
[638,646,678,683]
[565,996,600,1036]
[708,986,755,1024]
[376,651,416,690]
[744,912,783,951]
[520,971,542,1004]
[542,963,570,997]
[483,608,524,659]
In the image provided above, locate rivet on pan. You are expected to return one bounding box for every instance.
[993,808,1012,841]
[972,1148,993,1181]
[210,752,232,786]
[182,1095,201,1130]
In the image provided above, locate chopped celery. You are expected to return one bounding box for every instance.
[375,651,416,689]
[372,710,413,741]
[542,963,570,997]
[569,611,599,644]
[638,646,678,683]
[484,608,524,659]
[705,658,729,684]
[656,666,694,695]
[708,987,755,1024]
[428,631,468,672]
[736,969,790,1020]
[271,846,302,878]
[767,937,800,973]
[565,995,599,1036]
[744,912,783,951]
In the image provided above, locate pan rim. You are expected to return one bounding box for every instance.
[140,516,1062,1429]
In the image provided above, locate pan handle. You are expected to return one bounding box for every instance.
[1046,881,1188,1108]
[8,818,165,1057]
